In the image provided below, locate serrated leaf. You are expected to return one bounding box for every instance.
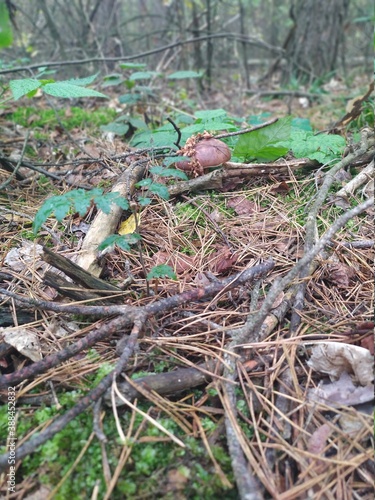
[70,190,93,215]
[131,129,175,148]
[195,109,227,120]
[42,82,108,99]
[61,73,99,86]
[100,122,129,135]
[98,234,118,251]
[138,197,151,206]
[167,70,203,79]
[118,93,142,104]
[163,156,190,167]
[147,264,177,281]
[234,117,291,161]
[102,76,124,87]
[119,62,147,70]
[136,178,153,188]
[33,197,57,233]
[53,197,71,221]
[150,166,188,180]
[112,195,130,211]
[148,182,170,200]
[9,79,41,100]
[99,233,140,251]
[129,117,148,129]
[289,130,345,162]
[291,117,312,131]
[129,71,161,81]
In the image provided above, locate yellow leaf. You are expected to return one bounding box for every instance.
[118,213,139,235]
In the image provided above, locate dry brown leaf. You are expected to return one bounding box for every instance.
[227,196,257,216]
[1,328,42,362]
[307,423,332,455]
[325,262,356,287]
[208,246,238,274]
[307,342,373,385]
[360,335,374,355]
[307,372,374,407]
[152,250,194,274]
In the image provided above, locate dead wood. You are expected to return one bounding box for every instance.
[76,162,146,276]
[107,361,220,407]
[167,157,319,196]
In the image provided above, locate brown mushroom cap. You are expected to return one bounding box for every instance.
[176,137,231,171]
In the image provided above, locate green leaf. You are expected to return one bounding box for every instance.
[195,109,227,120]
[147,264,177,281]
[291,117,312,131]
[148,182,170,200]
[9,79,41,100]
[118,93,142,104]
[42,82,108,99]
[33,188,130,235]
[94,192,129,213]
[102,75,124,87]
[100,122,130,135]
[119,62,147,70]
[69,189,93,215]
[150,166,188,180]
[234,117,291,161]
[129,117,148,129]
[98,233,140,251]
[60,74,99,86]
[136,178,153,188]
[289,130,345,163]
[33,197,57,233]
[129,71,161,81]
[167,70,203,79]
[0,1,13,48]
[138,196,151,206]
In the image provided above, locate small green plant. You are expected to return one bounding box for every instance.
[8,73,108,102]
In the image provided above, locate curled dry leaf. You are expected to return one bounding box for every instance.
[208,245,238,274]
[1,327,42,362]
[325,262,356,288]
[307,372,374,407]
[227,196,257,216]
[4,241,44,272]
[307,342,373,385]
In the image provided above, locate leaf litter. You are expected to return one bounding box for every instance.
[0,102,373,499]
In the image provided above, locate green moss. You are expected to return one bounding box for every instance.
[8,106,117,131]
[0,391,236,499]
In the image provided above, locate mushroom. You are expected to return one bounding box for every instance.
[176,136,231,176]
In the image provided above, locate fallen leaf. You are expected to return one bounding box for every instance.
[360,335,374,355]
[152,250,193,274]
[1,327,42,362]
[4,241,44,272]
[227,196,257,216]
[308,423,332,455]
[307,372,374,407]
[307,342,373,385]
[271,181,290,194]
[208,246,238,274]
[325,262,356,287]
[118,213,139,235]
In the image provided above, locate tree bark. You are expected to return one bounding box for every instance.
[282,0,350,83]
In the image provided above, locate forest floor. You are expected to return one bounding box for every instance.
[0,74,373,499]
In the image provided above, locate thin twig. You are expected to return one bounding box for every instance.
[0,317,145,470]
